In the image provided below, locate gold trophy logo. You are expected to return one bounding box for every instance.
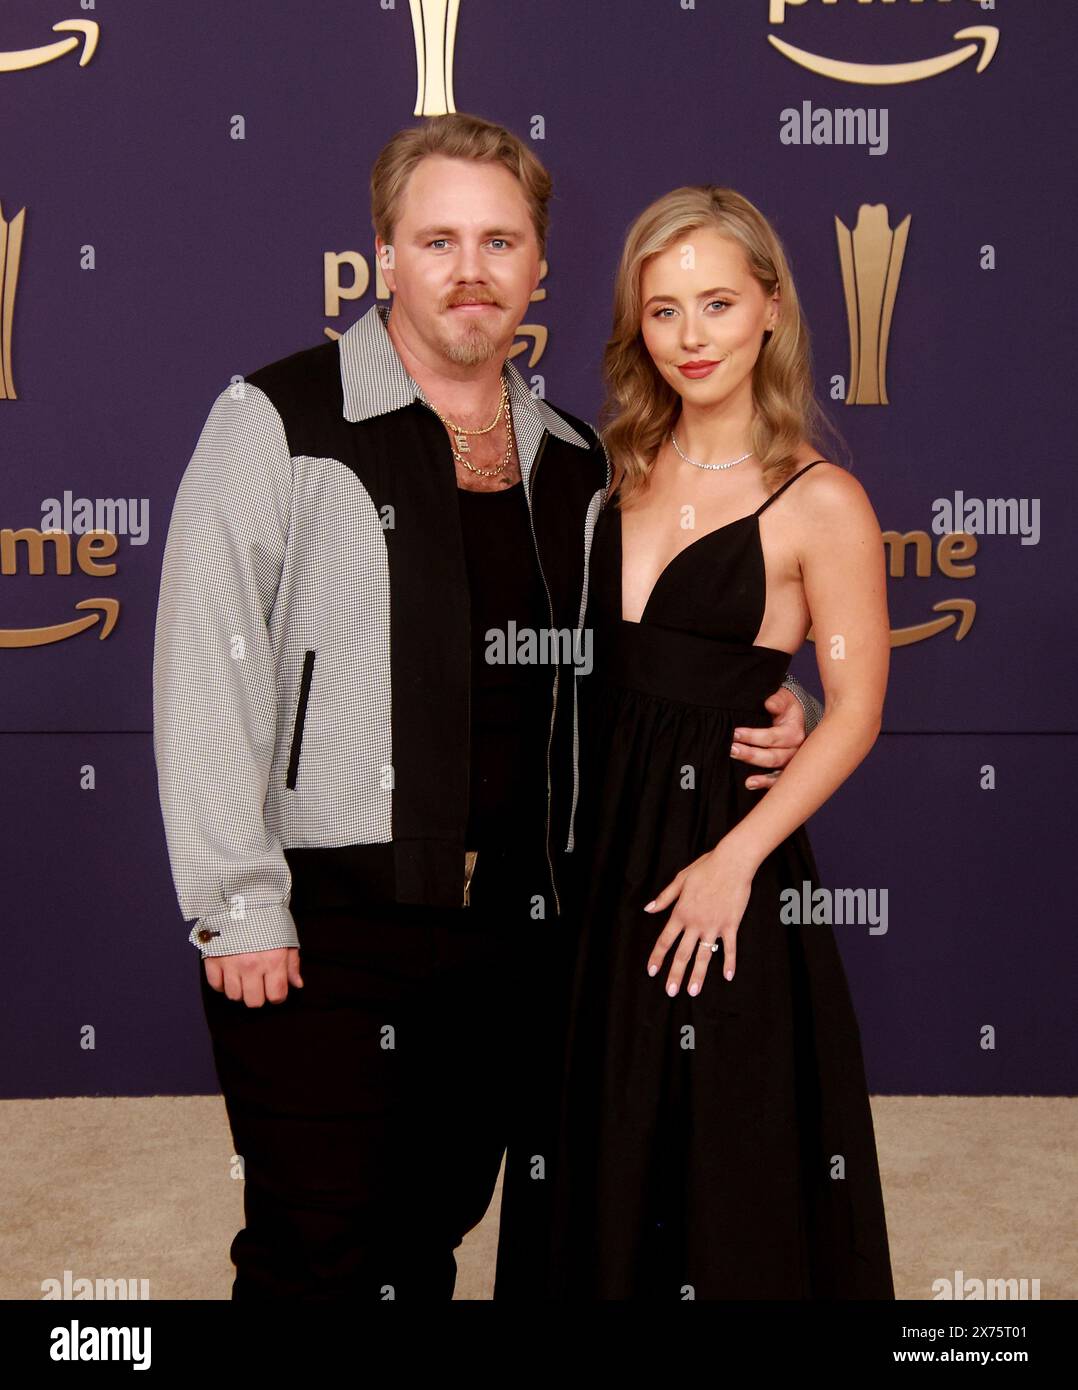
[409,0,461,116]
[0,200,25,401]
[1,17,100,402]
[835,203,910,406]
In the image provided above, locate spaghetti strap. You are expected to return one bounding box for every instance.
[754,459,825,516]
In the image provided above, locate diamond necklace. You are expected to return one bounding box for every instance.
[670,429,754,471]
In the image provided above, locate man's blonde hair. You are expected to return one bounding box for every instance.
[370,113,553,258]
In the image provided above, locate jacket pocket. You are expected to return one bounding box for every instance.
[285,649,316,789]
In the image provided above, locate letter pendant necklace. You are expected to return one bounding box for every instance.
[431,373,513,478]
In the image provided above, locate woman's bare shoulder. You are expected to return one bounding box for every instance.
[785,450,874,520]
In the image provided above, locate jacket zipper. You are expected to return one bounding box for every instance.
[566,438,613,853]
[525,431,561,917]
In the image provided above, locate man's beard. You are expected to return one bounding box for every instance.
[438,317,499,367]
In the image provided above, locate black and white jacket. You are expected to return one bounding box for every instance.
[152,301,821,956]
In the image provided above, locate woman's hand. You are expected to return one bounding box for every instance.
[643,842,755,997]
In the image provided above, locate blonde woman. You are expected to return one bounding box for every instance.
[538,188,894,1299]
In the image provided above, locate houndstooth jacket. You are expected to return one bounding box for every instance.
[152,302,821,956]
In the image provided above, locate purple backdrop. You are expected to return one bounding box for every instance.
[1,0,1074,1097]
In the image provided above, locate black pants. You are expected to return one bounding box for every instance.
[198,845,571,1300]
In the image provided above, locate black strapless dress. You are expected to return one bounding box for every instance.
[544,459,895,1300]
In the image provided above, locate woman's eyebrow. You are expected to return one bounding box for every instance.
[643,286,742,307]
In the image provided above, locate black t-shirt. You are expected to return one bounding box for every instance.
[456,480,552,850]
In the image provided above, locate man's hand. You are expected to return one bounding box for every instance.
[730,686,808,791]
[203,947,304,1008]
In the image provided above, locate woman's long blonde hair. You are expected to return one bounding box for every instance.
[599,186,849,506]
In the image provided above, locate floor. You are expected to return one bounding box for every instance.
[4,1095,1073,1300]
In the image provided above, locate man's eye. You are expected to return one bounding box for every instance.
[427,238,511,250]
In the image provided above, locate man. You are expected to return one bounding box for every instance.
[152,112,821,1300]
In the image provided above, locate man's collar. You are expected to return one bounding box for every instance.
[338,300,590,451]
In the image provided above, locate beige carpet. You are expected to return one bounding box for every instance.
[4,1096,1073,1300]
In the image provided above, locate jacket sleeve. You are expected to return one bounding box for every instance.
[780,674,823,738]
[152,382,299,957]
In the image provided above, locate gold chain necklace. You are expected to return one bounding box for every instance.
[430,373,514,479]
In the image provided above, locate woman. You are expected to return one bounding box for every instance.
[537,186,894,1299]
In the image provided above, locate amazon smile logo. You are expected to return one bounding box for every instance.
[768,0,999,86]
[0,17,98,73]
[807,524,978,650]
[806,497,1037,651]
[2,497,144,648]
[1,527,120,649]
